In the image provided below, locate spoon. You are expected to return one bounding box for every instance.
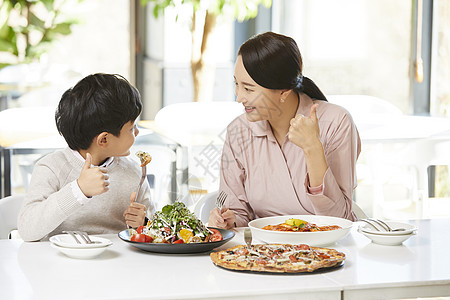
[360,219,406,232]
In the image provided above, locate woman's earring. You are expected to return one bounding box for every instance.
[280,98,285,103]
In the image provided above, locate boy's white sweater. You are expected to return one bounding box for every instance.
[18,148,154,241]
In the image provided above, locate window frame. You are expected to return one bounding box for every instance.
[235,0,437,116]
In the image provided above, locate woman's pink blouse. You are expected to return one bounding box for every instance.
[220,96,361,226]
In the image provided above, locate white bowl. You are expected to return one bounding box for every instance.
[51,243,110,259]
[359,221,417,236]
[358,228,416,246]
[49,234,112,249]
[248,215,353,246]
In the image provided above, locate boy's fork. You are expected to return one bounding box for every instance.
[128,159,146,229]
[136,164,147,199]
[215,191,227,210]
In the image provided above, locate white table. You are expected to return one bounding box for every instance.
[1,219,450,300]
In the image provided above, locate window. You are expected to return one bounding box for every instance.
[432,0,450,117]
[273,0,412,113]
[269,0,450,219]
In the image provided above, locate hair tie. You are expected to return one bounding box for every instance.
[295,75,304,90]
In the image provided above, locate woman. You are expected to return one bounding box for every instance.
[209,32,360,229]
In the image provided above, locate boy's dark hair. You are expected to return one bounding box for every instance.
[55,73,142,150]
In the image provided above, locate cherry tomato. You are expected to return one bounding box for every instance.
[145,235,153,243]
[136,225,144,234]
[130,234,146,243]
[173,239,184,244]
[131,233,153,243]
[209,228,223,242]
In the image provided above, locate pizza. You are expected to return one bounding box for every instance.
[135,151,152,167]
[210,243,345,273]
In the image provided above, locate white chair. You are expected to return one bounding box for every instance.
[194,190,218,224]
[352,201,368,220]
[327,95,403,117]
[0,194,25,239]
[328,95,426,219]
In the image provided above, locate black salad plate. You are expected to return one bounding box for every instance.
[118,227,235,254]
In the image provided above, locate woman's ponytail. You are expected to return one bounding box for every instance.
[294,76,327,101]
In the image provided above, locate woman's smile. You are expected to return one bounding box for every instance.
[244,106,256,113]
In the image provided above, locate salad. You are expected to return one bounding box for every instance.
[130,202,222,244]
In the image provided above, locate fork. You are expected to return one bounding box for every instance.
[129,160,146,229]
[244,228,252,249]
[215,191,227,211]
[136,164,147,199]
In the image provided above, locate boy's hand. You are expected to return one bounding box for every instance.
[77,153,110,197]
[124,192,147,228]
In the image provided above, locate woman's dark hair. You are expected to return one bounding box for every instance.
[55,73,142,150]
[238,31,327,101]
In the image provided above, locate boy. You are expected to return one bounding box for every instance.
[18,73,154,241]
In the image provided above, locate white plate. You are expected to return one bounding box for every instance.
[49,234,112,249]
[248,215,353,246]
[359,221,417,236]
[51,243,110,259]
[358,228,416,246]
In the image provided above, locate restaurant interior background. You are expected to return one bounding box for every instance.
[1,0,450,221]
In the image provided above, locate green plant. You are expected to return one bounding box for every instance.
[141,0,272,102]
[0,0,79,68]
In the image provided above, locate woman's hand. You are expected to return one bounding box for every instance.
[288,103,328,187]
[124,192,147,227]
[288,103,321,151]
[208,207,236,229]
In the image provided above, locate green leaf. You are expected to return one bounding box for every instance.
[0,1,12,28]
[29,12,46,30]
[0,38,16,52]
[51,22,72,35]
[162,204,172,215]
[0,21,11,39]
[0,27,18,55]
[40,0,55,11]
[26,40,52,59]
[153,5,160,18]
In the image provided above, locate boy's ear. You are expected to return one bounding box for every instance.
[96,132,109,148]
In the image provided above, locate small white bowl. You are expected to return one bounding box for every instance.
[49,234,112,249]
[359,221,417,236]
[51,243,110,259]
[358,228,416,246]
[248,215,353,246]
